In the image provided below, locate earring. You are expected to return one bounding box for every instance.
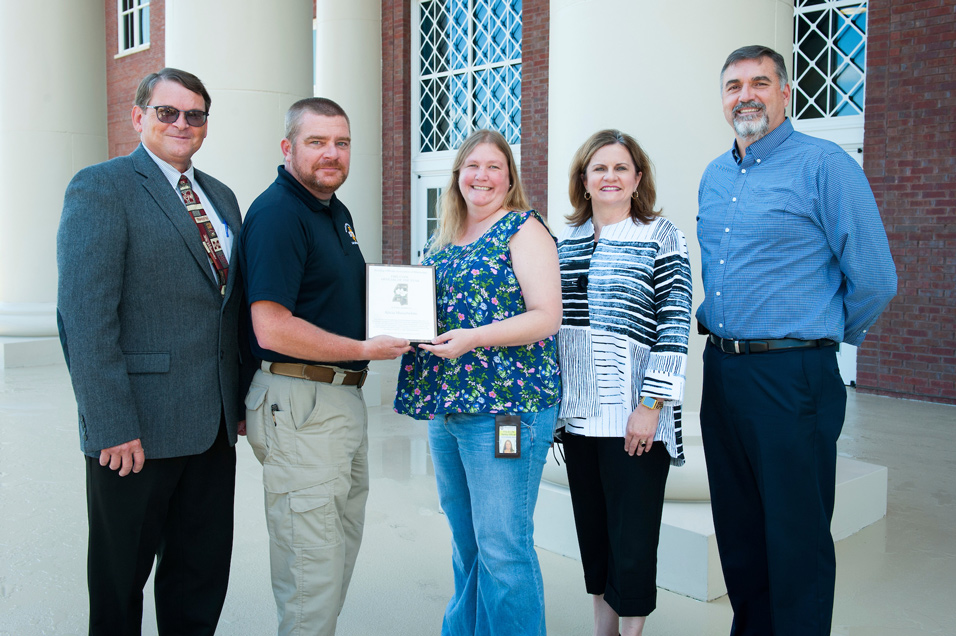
[632,191,639,200]
[584,191,591,200]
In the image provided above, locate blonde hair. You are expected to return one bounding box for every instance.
[429,129,530,251]
[566,129,660,227]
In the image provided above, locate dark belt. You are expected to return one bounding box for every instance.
[263,361,368,387]
[707,334,835,354]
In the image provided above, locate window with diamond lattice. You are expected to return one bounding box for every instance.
[793,0,867,120]
[418,0,522,152]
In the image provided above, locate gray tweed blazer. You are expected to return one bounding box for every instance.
[57,144,244,459]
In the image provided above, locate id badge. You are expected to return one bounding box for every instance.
[495,414,521,458]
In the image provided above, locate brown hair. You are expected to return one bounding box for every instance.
[134,68,211,112]
[285,97,351,144]
[430,129,530,251]
[566,129,660,227]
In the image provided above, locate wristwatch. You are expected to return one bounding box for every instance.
[640,396,664,410]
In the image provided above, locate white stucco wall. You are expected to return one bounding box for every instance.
[548,0,795,413]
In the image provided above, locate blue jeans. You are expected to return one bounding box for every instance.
[428,405,558,636]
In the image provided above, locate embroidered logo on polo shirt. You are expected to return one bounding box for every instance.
[345,223,358,245]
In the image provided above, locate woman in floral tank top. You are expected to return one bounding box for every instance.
[395,129,561,636]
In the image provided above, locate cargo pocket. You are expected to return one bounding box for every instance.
[244,383,269,464]
[289,482,335,548]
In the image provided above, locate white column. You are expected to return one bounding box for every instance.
[165,0,314,214]
[0,0,107,337]
[549,0,795,415]
[314,0,384,262]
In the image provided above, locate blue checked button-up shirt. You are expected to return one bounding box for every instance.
[696,119,896,346]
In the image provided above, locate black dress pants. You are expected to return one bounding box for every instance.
[700,341,846,636]
[563,433,671,617]
[85,420,236,636]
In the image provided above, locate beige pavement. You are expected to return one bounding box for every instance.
[1,359,954,635]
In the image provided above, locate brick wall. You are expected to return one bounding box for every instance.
[859,0,956,404]
[381,0,413,265]
[520,0,549,221]
[105,0,165,158]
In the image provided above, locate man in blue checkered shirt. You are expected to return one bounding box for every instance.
[696,45,896,636]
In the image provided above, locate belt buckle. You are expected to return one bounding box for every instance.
[357,368,368,388]
[734,340,742,354]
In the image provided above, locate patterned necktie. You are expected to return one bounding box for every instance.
[178,175,229,296]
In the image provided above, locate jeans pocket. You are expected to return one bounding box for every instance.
[288,482,335,548]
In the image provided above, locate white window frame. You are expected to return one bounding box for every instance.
[116,0,150,57]
[791,0,868,148]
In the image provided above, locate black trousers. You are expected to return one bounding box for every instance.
[85,419,236,636]
[700,341,846,636]
[563,433,671,617]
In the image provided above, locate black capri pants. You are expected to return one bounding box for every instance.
[563,432,671,617]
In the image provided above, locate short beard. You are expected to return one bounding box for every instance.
[732,101,770,141]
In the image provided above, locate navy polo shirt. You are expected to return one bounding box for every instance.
[239,166,368,370]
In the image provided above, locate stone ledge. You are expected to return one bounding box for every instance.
[0,336,64,368]
[534,455,888,602]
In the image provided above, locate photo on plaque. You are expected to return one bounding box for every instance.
[366,264,438,343]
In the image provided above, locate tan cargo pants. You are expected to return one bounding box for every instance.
[245,365,369,636]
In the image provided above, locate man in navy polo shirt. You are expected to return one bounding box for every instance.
[239,97,410,636]
[696,45,896,636]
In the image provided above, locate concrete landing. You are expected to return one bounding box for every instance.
[534,454,888,602]
[0,336,63,368]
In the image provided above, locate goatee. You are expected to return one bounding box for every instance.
[733,101,770,141]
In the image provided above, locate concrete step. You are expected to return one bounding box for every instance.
[534,453,888,602]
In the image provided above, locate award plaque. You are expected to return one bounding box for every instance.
[366,264,438,343]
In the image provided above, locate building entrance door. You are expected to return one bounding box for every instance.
[411,173,447,264]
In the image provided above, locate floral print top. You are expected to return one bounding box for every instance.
[394,210,561,420]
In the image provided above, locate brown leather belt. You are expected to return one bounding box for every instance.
[708,334,835,355]
[262,361,368,387]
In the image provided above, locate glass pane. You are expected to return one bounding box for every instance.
[140,6,150,45]
[419,1,441,75]
[123,13,134,50]
[426,188,441,240]
[472,65,520,144]
[420,0,469,76]
[473,0,521,66]
[793,2,867,120]
[450,0,469,71]
[420,77,441,152]
[449,74,469,149]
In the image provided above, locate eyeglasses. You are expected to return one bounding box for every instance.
[143,105,209,127]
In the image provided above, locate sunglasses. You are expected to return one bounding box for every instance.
[143,105,209,127]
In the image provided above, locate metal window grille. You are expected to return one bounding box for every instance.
[793,0,867,120]
[119,0,150,53]
[418,0,522,152]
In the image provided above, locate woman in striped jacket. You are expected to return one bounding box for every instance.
[556,129,692,636]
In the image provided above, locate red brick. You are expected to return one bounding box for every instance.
[106,0,166,158]
[861,0,956,405]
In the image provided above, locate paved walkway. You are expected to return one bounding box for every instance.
[1,362,953,635]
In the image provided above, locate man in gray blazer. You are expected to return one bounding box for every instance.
[57,68,243,635]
